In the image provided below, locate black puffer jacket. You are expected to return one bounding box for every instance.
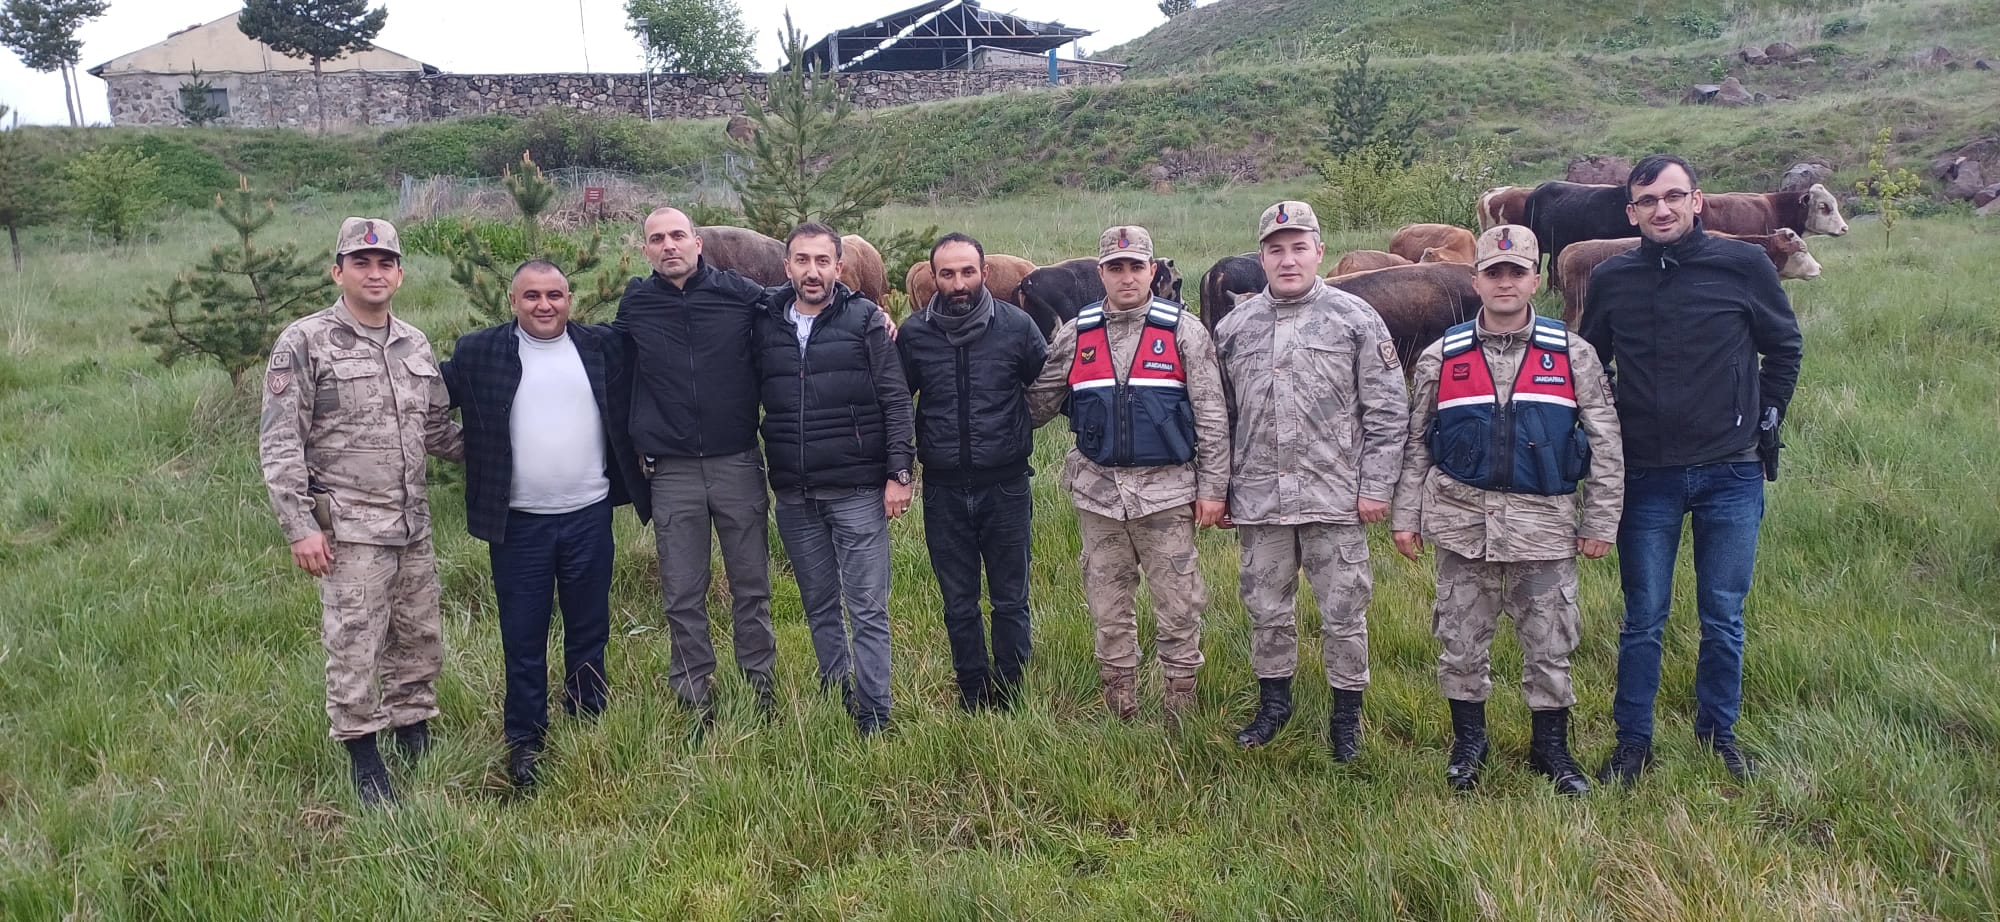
[756,283,914,492]
[613,260,767,459]
[1579,221,1804,468]
[896,295,1048,485]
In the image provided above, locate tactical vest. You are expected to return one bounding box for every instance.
[1065,299,1198,467]
[1427,316,1591,495]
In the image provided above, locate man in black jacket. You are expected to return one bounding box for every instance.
[897,233,1048,712]
[441,260,649,787]
[756,223,915,736]
[614,207,778,719]
[1579,155,1804,784]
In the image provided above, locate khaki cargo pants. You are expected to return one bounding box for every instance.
[1077,506,1205,679]
[318,538,443,740]
[1237,523,1373,690]
[1432,548,1580,710]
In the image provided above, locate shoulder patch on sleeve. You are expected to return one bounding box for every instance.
[269,349,292,370]
[1378,340,1401,370]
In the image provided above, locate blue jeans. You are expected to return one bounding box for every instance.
[488,500,614,748]
[774,486,893,725]
[920,474,1034,700]
[1611,462,1765,747]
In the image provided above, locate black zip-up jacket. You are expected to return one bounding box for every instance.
[897,294,1048,486]
[613,260,767,458]
[1579,221,1804,468]
[755,283,915,492]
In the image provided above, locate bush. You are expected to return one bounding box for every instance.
[234,135,376,192]
[66,148,165,244]
[377,116,518,176]
[1309,144,1413,231]
[400,217,536,265]
[115,135,232,208]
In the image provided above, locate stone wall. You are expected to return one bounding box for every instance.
[103,62,1125,128]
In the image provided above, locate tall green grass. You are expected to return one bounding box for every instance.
[0,193,1995,919]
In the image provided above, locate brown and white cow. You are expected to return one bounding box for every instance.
[1389,223,1476,264]
[1554,229,1823,326]
[1478,186,1532,230]
[903,254,1036,309]
[1330,249,1411,276]
[1701,184,1850,237]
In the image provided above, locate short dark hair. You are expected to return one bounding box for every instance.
[1628,154,1699,194]
[786,222,842,259]
[335,251,399,268]
[929,232,985,265]
[512,258,566,282]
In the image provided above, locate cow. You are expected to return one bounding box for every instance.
[1015,256,1182,341]
[904,254,1036,309]
[1554,229,1823,326]
[1199,262,1480,371]
[1330,249,1411,276]
[1521,181,1631,288]
[1478,186,1532,230]
[1388,223,1476,264]
[1700,184,1850,237]
[1197,253,1261,324]
[838,234,889,303]
[695,225,786,286]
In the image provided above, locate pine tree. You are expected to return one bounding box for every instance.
[1157,0,1196,17]
[0,118,55,269]
[237,0,387,134]
[439,152,630,326]
[0,0,110,127]
[133,177,333,389]
[177,66,227,125]
[731,13,894,238]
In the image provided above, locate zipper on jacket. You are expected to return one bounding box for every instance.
[955,344,973,471]
[679,288,703,455]
[1118,382,1134,466]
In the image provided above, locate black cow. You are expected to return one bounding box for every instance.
[1522,181,1628,288]
[1015,257,1184,340]
[1197,253,1262,330]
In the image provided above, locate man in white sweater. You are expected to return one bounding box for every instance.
[441,260,648,787]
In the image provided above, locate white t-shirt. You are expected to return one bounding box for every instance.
[509,326,610,514]
[790,305,818,353]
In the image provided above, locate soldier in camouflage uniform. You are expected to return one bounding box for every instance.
[1390,225,1623,795]
[1028,225,1231,725]
[1213,202,1408,761]
[260,217,463,806]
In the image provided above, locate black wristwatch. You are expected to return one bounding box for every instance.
[891,469,913,486]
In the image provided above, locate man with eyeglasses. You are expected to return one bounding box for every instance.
[1578,154,1804,784]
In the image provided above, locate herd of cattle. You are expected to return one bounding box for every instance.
[690,177,1848,368]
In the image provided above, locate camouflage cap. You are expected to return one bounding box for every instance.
[335,217,402,258]
[1098,225,1153,264]
[1474,224,1538,271]
[1257,201,1321,241]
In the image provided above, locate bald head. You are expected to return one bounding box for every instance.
[643,207,702,283]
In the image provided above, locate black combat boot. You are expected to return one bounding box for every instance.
[343,733,396,807]
[1528,708,1591,796]
[507,740,541,789]
[393,719,431,763]
[1328,688,1364,762]
[1596,740,1654,786]
[1444,698,1489,792]
[1234,677,1295,749]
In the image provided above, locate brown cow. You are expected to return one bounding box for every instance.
[904,254,1036,308]
[696,225,785,286]
[1477,186,1532,230]
[1554,229,1823,326]
[1325,262,1482,371]
[1389,223,1476,264]
[1700,184,1850,237]
[1330,249,1411,276]
[839,234,889,302]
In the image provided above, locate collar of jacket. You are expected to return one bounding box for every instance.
[648,258,713,294]
[1636,218,1712,264]
[332,296,409,344]
[1267,278,1329,307]
[769,281,862,325]
[1474,311,1535,345]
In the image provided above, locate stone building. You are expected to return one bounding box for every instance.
[89,1,1122,129]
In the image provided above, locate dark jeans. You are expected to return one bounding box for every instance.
[1612,462,1766,747]
[489,500,614,748]
[921,474,1033,701]
[649,449,776,706]
[774,486,893,725]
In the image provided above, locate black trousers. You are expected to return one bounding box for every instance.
[489,500,613,747]
[920,474,1034,699]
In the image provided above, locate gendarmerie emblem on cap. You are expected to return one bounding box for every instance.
[1499,228,1514,250]
[1119,232,1130,248]
[363,221,379,245]
[1276,205,1289,224]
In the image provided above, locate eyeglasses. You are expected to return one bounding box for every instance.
[1628,190,1694,209]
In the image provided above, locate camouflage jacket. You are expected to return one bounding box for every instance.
[1390,314,1624,562]
[1214,280,1409,525]
[260,299,464,547]
[1028,301,1231,521]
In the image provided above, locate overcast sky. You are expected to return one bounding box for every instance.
[0,0,1169,126]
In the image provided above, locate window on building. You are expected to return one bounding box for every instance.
[205,88,229,116]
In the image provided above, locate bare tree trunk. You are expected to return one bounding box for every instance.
[58,64,78,127]
[68,64,88,124]
[8,223,20,271]
[313,58,326,134]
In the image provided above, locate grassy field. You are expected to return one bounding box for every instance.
[1,188,1997,920]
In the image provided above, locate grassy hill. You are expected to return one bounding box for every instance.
[2,184,1998,918]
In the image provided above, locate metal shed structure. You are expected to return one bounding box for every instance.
[802,0,1092,72]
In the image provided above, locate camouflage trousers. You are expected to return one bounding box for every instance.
[1237,523,1373,689]
[1076,506,1205,678]
[1432,549,1580,710]
[318,538,444,740]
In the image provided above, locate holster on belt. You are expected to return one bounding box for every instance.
[309,483,334,534]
